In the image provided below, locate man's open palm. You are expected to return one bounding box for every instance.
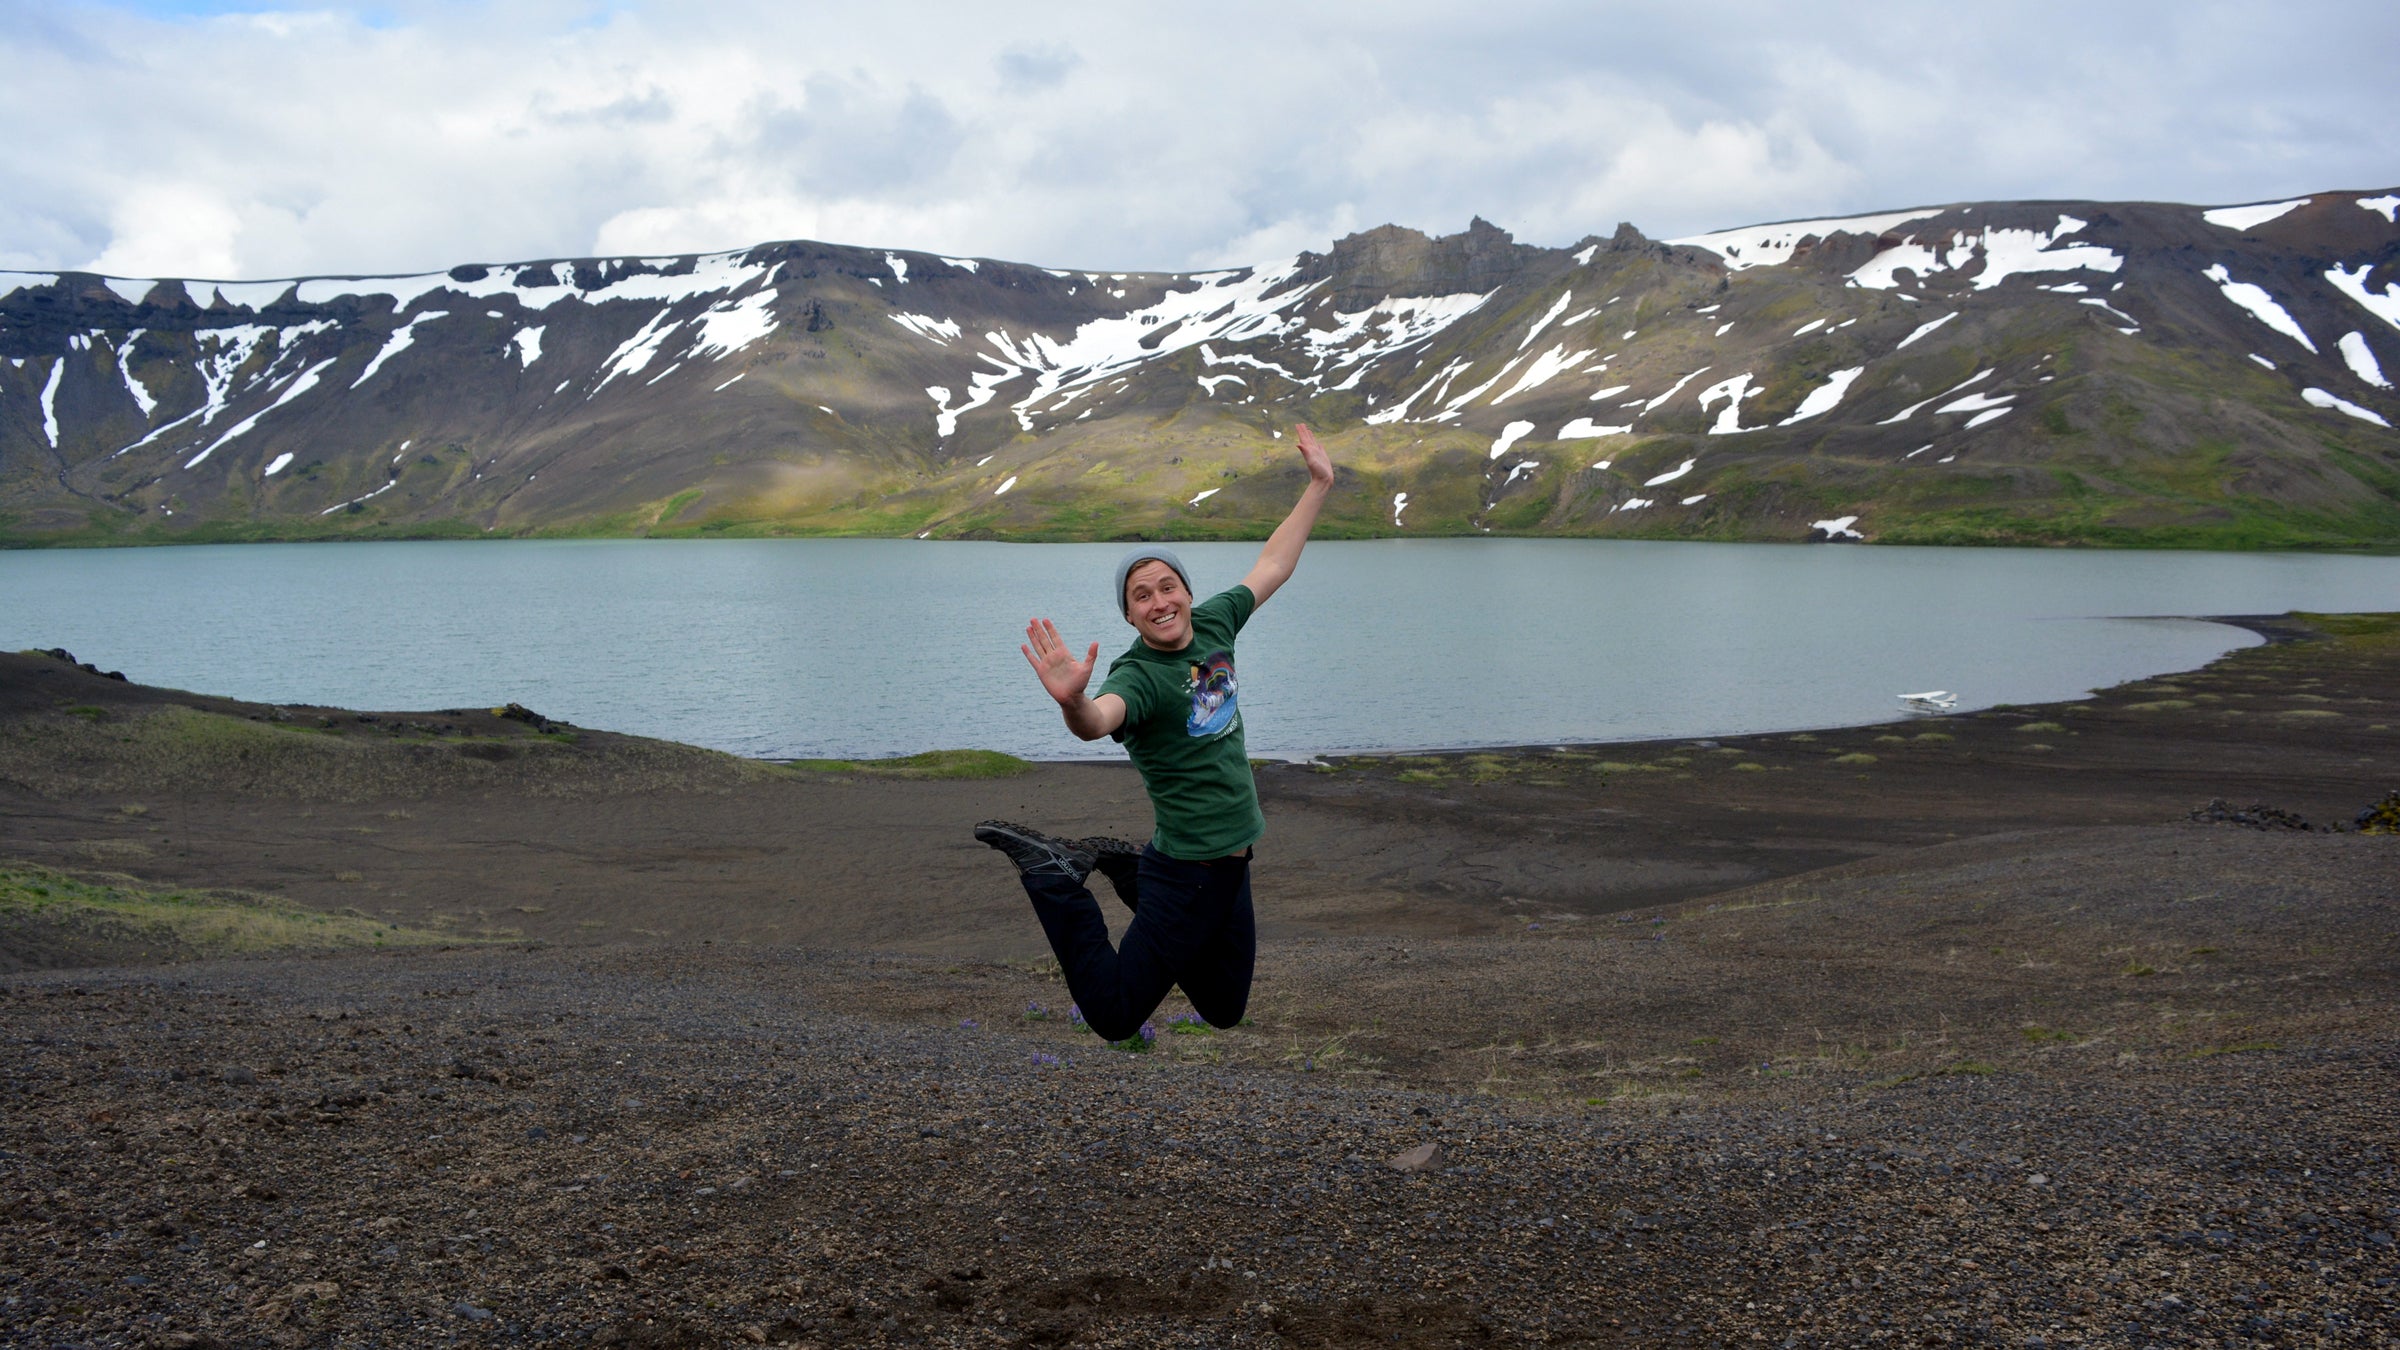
[1022,618,1097,706]
[1294,423,1334,487]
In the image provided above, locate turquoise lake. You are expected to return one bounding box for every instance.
[3,538,2396,760]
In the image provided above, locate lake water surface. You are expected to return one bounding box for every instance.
[3,538,2396,760]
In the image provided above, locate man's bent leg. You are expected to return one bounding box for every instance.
[1018,868,1178,1043]
[1173,854,1256,1029]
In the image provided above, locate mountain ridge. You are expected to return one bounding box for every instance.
[4,187,2398,549]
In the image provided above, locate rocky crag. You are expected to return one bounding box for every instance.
[4,191,2398,548]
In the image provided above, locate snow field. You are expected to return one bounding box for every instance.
[1852,217,2118,292]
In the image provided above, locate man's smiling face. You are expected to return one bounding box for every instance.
[1123,559,1193,650]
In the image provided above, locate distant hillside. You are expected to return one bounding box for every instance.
[4,189,2398,549]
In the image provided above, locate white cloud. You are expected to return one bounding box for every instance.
[3,1,2394,280]
[83,184,248,280]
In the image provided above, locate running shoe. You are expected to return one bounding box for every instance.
[973,821,1096,881]
[1080,836,1143,910]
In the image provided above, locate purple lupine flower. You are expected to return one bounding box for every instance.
[959,1019,978,1029]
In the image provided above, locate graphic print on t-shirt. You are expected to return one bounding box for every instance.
[1185,651,1239,739]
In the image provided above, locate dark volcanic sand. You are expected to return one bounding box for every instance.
[1,616,2396,1347]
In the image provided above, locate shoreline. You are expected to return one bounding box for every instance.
[11,520,2400,553]
[845,610,2311,768]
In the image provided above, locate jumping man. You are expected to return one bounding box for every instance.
[976,424,1336,1042]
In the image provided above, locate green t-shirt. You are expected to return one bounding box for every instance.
[1097,585,1264,860]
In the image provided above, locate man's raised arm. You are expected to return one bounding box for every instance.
[1022,617,1127,741]
[1239,423,1336,608]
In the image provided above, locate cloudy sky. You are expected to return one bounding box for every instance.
[6,0,2394,281]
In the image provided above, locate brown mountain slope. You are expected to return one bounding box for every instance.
[3,190,2397,548]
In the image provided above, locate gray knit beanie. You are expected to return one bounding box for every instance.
[1113,547,1192,615]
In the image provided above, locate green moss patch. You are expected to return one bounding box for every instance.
[0,862,454,970]
[783,748,1033,779]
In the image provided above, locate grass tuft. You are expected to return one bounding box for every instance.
[0,861,455,966]
[784,749,1032,779]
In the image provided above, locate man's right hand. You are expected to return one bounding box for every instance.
[1022,618,1098,707]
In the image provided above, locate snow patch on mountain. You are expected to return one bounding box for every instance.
[353,311,448,389]
[1698,373,1758,434]
[1936,390,2015,428]
[1643,457,1696,487]
[688,288,780,361]
[2303,387,2390,426]
[1853,217,2117,291]
[2337,332,2392,388]
[595,311,681,390]
[2203,199,2311,231]
[1896,313,1957,350]
[186,356,337,468]
[1643,367,1711,414]
[1489,420,1536,460]
[109,331,157,417]
[214,281,294,310]
[2204,264,2317,352]
[891,313,962,344]
[39,359,63,447]
[1780,367,1866,425]
[1882,369,1991,424]
[1672,209,1941,271]
[0,272,58,302]
[1517,291,1572,351]
[1492,343,1594,404]
[2326,263,2400,333]
[1559,418,1632,438]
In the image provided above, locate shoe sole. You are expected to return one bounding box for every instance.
[974,821,1094,878]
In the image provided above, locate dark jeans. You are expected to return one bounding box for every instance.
[1019,845,1256,1043]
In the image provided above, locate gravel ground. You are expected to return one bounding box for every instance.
[4,905,2394,1349]
[3,620,2397,1347]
